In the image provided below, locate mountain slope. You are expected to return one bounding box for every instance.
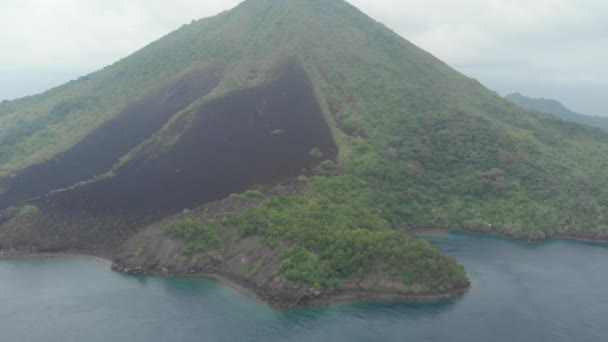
[506,92,608,131]
[1,0,608,305]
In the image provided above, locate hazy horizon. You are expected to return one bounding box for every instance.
[1,0,606,116]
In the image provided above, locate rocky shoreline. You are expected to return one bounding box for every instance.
[0,193,471,309]
[110,258,470,308]
[0,249,113,265]
[6,224,605,309]
[0,243,469,309]
[0,247,469,309]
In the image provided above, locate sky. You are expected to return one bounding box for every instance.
[0,0,606,116]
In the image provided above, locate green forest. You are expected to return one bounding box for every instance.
[167,176,468,289]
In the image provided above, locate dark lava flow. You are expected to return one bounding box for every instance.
[0,63,224,209]
[35,61,336,222]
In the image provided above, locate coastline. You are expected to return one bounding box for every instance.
[0,249,469,309]
[2,228,603,308]
[112,261,471,308]
[0,250,113,266]
[411,227,608,244]
[321,287,468,306]
[126,268,469,307]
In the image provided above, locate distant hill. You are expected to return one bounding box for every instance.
[506,92,608,131]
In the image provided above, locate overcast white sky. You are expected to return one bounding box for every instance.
[0,0,606,116]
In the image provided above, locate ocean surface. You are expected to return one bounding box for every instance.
[1,231,607,342]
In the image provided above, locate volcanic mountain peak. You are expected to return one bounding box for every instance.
[1,0,608,306]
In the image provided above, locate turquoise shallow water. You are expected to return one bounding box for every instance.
[1,231,607,342]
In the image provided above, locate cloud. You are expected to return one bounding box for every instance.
[0,0,606,115]
[349,0,608,115]
[0,0,242,71]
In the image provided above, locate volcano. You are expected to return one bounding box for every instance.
[1,0,608,306]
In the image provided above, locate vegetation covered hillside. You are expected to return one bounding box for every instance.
[2,0,608,295]
[506,92,608,131]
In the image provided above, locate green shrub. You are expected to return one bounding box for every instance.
[308,148,323,158]
[319,160,337,171]
[221,212,237,225]
[243,190,264,199]
[19,205,38,216]
[166,218,223,257]
[279,246,334,288]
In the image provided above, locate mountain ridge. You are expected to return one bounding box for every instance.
[506,92,608,131]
